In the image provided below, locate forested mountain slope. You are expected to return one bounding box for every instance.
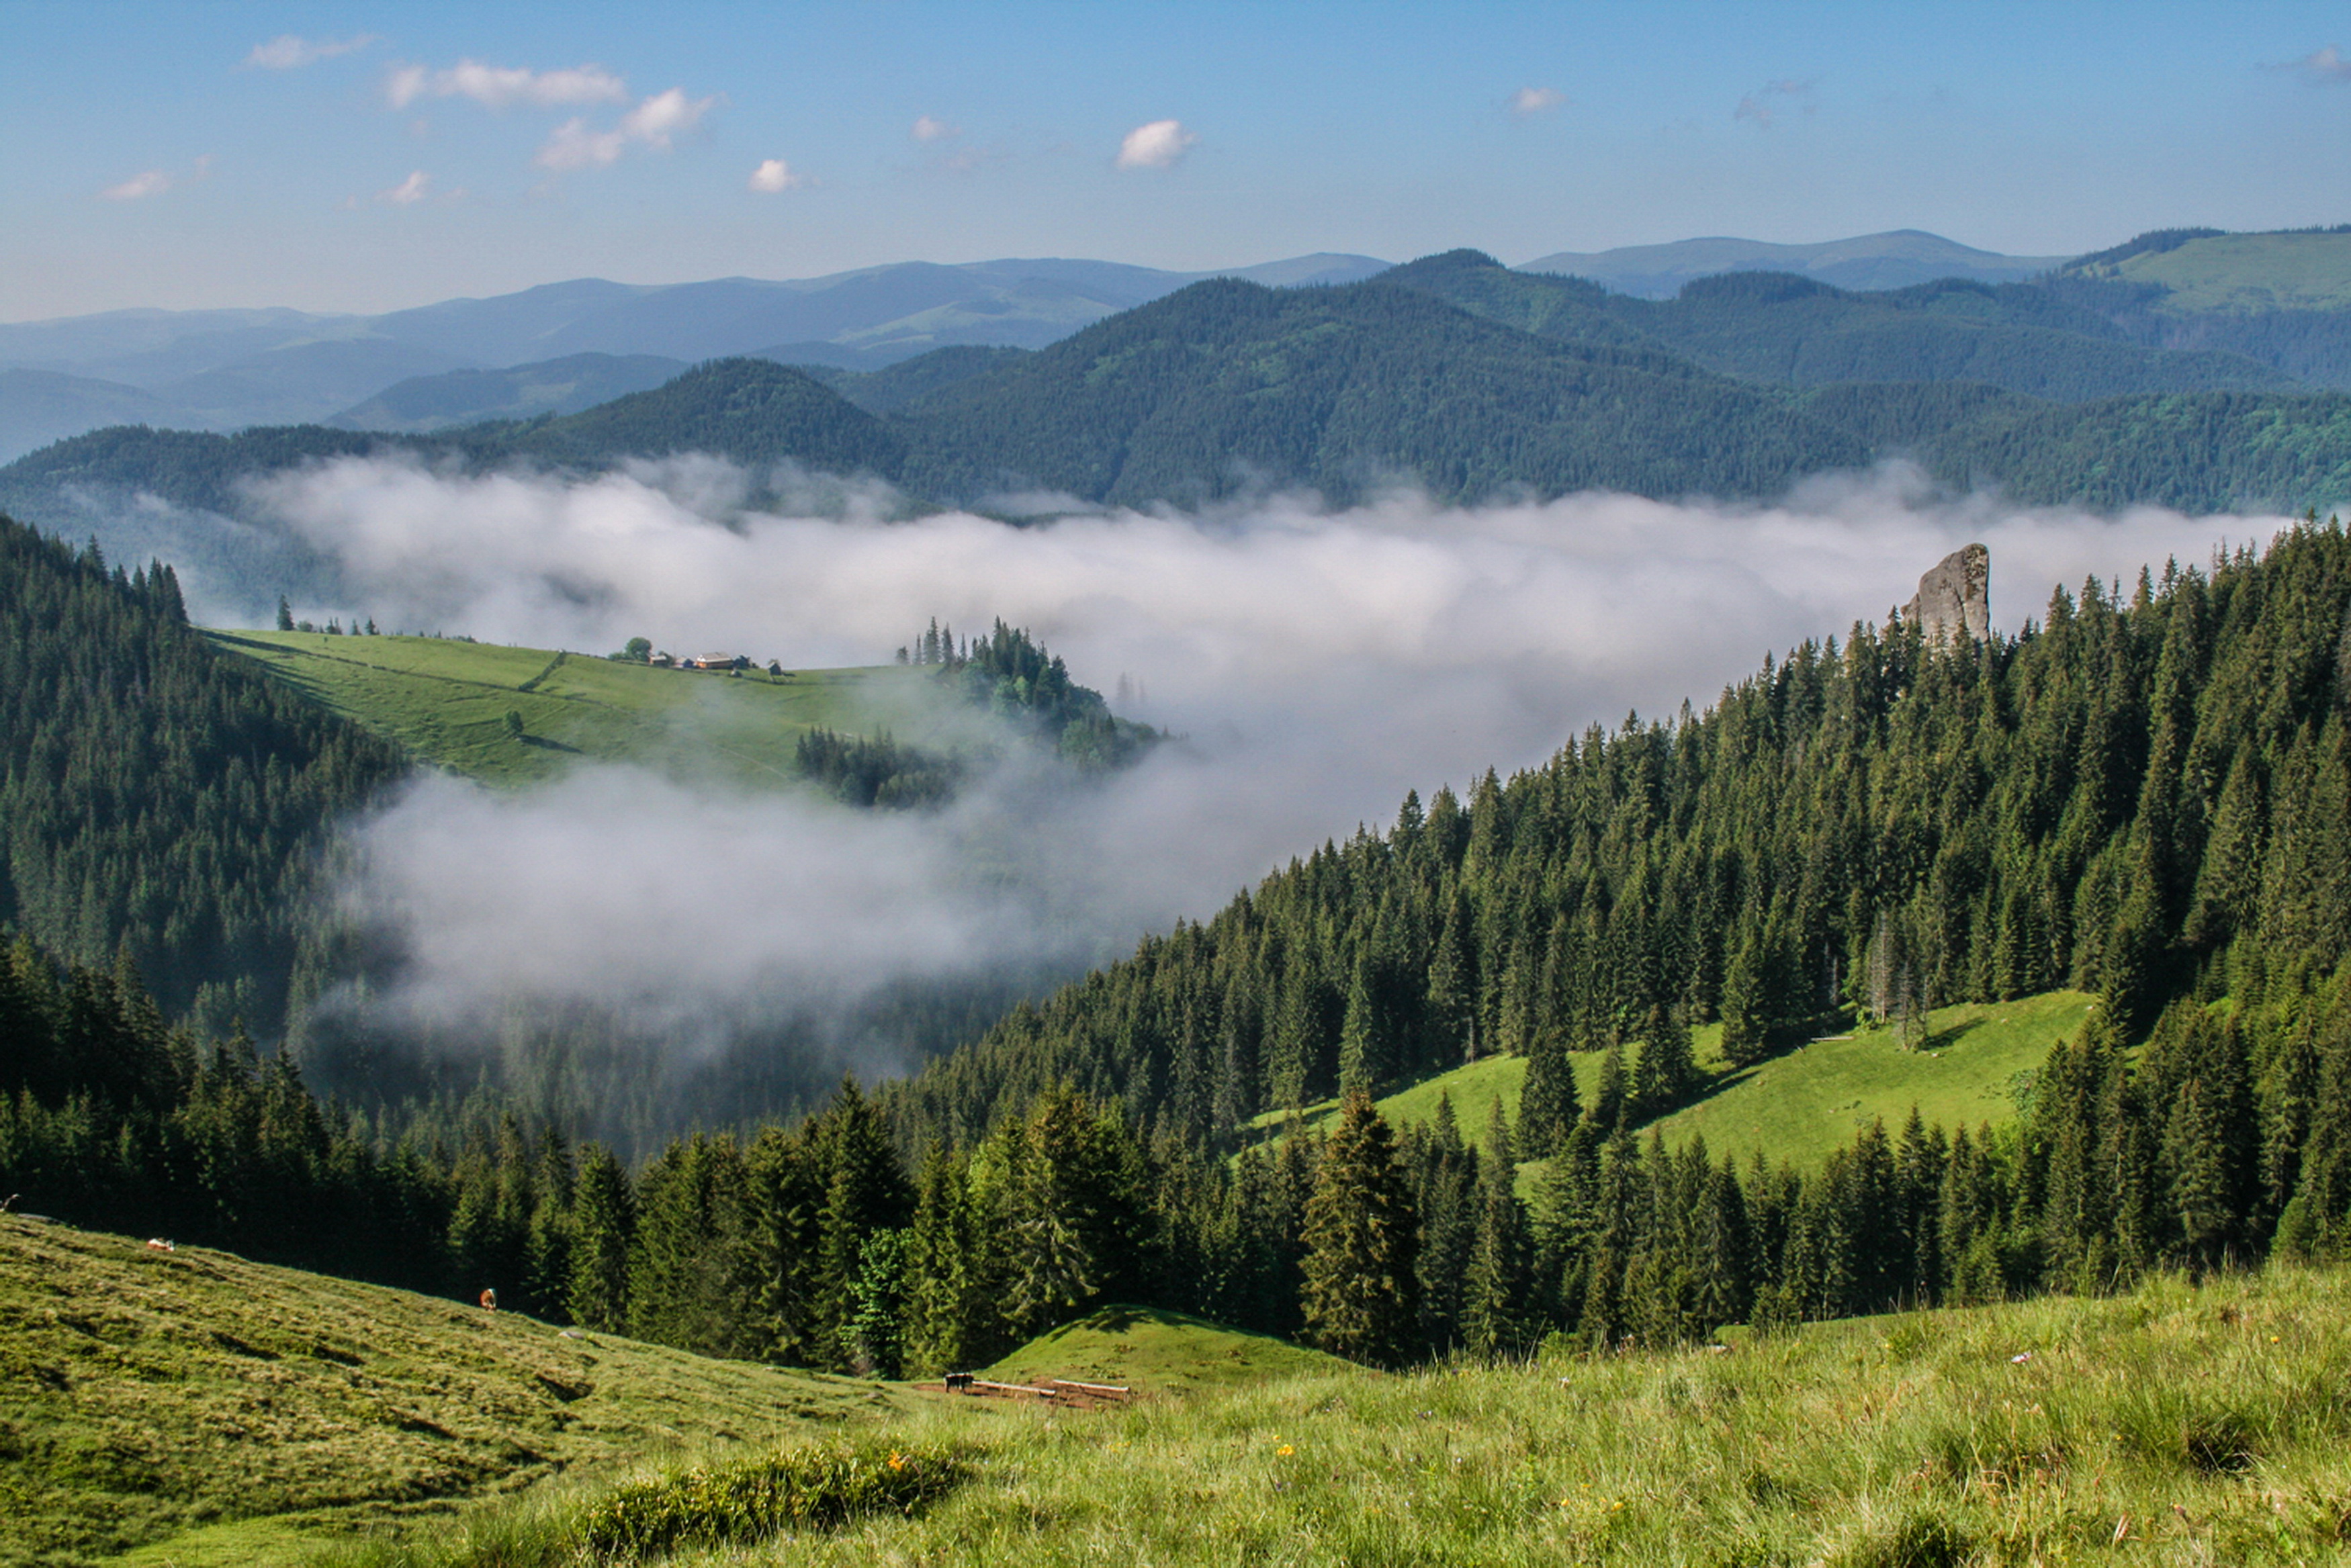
[0,516,404,1029]
[1387,250,2290,402]
[15,266,2351,604]
[889,276,1866,506]
[887,521,2351,1154]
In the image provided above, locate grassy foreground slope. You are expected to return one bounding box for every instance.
[1251,990,2094,1173]
[380,1266,2351,1567]
[204,631,989,787]
[0,1215,893,1567]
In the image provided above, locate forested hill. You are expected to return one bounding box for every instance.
[1384,250,2291,402]
[885,520,2351,1154]
[15,267,2351,604]
[887,276,1862,506]
[0,514,404,1030]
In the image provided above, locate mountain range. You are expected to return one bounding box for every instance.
[13,226,2351,465]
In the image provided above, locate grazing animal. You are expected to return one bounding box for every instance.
[480,1288,498,1311]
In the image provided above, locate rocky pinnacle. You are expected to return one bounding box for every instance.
[1904,543,1990,645]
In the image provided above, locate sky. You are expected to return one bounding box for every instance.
[7,1,2351,321]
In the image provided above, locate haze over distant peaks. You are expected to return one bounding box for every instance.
[1517,230,2070,297]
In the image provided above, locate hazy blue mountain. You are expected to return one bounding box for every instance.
[0,369,189,463]
[155,338,479,428]
[0,255,1390,452]
[1518,229,2070,297]
[331,353,691,432]
[0,306,355,383]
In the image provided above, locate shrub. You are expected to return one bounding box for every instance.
[572,1440,961,1561]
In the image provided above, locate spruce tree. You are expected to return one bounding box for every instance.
[567,1142,635,1333]
[1299,1091,1421,1367]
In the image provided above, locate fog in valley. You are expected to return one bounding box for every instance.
[233,453,2278,1123]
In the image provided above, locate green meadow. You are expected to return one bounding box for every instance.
[1250,991,2096,1178]
[350,1267,2351,1568]
[202,631,998,788]
[2109,230,2351,314]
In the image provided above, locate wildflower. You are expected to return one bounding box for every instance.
[1276,1444,1295,1457]
[887,1452,905,1471]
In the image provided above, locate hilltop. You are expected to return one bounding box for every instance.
[0,1213,896,1567]
[204,631,999,790]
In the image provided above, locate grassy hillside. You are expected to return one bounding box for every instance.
[1650,990,2096,1166]
[1251,991,2093,1175]
[0,1214,895,1568]
[360,1265,2351,1567]
[974,1304,1351,1395]
[204,631,996,788]
[2106,231,2351,314]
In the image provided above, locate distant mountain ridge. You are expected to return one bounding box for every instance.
[19,227,2351,462]
[1518,228,2070,297]
[16,265,2351,632]
[0,254,1390,459]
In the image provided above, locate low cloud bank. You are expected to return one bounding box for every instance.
[258,455,2279,1058]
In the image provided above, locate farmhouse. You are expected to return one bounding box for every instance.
[687,653,746,671]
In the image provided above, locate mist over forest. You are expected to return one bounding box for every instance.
[227,449,2268,1142]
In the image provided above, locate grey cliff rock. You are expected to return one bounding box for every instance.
[1904,543,1990,645]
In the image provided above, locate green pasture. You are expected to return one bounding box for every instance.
[1649,990,2096,1168]
[203,631,995,787]
[1249,991,2093,1181]
[2110,231,2351,314]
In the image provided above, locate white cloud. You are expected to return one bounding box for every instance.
[748,158,805,193]
[242,455,2279,1051]
[99,169,171,201]
[1734,79,1813,129]
[377,170,431,205]
[912,114,958,142]
[1116,118,1197,169]
[1509,86,1566,116]
[386,58,629,111]
[2289,44,2351,81]
[619,87,713,148]
[537,87,718,171]
[247,33,378,69]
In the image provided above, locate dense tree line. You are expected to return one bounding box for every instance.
[899,618,1157,770]
[18,915,2348,1376]
[794,727,957,809]
[0,514,403,1031]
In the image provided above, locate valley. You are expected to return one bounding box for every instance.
[9,64,2351,1563]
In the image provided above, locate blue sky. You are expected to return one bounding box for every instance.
[7,1,2351,320]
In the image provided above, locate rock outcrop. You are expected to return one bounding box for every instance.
[1904,543,1990,645]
